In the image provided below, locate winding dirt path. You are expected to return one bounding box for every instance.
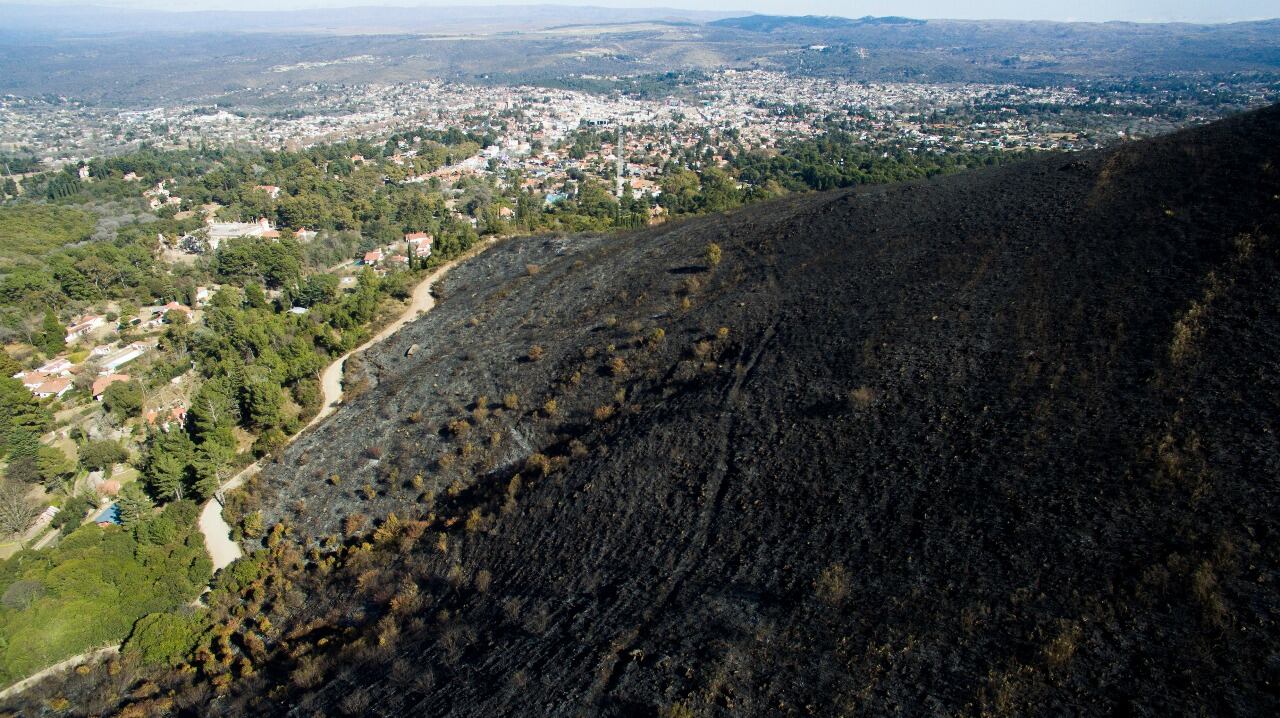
[0,646,119,700]
[198,240,497,571]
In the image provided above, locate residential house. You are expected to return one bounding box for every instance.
[363,249,384,265]
[34,377,72,399]
[146,405,188,432]
[64,314,105,343]
[99,344,145,373]
[92,374,130,401]
[162,301,194,321]
[255,185,281,199]
[38,357,73,376]
[16,371,48,389]
[200,217,278,252]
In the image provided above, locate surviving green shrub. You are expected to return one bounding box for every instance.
[125,611,208,668]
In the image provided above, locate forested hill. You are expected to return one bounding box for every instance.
[9,105,1280,716]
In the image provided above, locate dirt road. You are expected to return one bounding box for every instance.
[0,646,119,700]
[309,251,456,429]
[198,240,496,571]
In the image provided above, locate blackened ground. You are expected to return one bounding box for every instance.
[226,105,1280,717]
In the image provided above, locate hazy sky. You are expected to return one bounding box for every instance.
[18,0,1278,23]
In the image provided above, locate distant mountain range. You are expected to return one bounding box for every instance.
[0,3,747,35]
[0,5,1276,105]
[709,14,926,32]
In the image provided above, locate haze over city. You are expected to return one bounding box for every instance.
[11,0,1279,23]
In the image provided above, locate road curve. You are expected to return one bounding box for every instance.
[198,239,497,571]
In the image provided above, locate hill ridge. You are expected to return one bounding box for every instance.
[8,104,1279,716]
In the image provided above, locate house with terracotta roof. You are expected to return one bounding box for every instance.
[16,371,49,389]
[255,185,281,199]
[34,377,72,399]
[146,405,188,432]
[162,301,194,320]
[92,373,130,401]
[363,249,384,265]
[406,232,434,258]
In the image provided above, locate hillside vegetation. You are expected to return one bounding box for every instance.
[0,205,95,269]
[0,502,210,685]
[6,105,1280,716]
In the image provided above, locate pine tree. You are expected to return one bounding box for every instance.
[0,377,52,458]
[146,446,189,502]
[7,429,40,461]
[144,431,194,502]
[40,309,65,356]
[36,446,74,487]
[0,352,18,379]
[116,482,154,526]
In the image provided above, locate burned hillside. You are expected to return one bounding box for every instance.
[13,105,1280,717]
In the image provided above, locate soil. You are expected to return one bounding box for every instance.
[9,105,1280,717]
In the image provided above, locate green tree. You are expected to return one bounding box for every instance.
[116,482,153,526]
[191,440,232,501]
[705,242,723,268]
[102,380,144,419]
[50,493,93,535]
[39,308,65,356]
[660,168,700,214]
[243,282,269,310]
[0,350,19,378]
[188,377,240,445]
[6,428,40,462]
[242,376,284,430]
[4,455,38,485]
[35,445,75,487]
[125,612,207,667]
[79,439,129,473]
[698,167,740,213]
[0,380,50,458]
[143,431,194,502]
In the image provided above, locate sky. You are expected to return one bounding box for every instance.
[15,0,1278,23]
